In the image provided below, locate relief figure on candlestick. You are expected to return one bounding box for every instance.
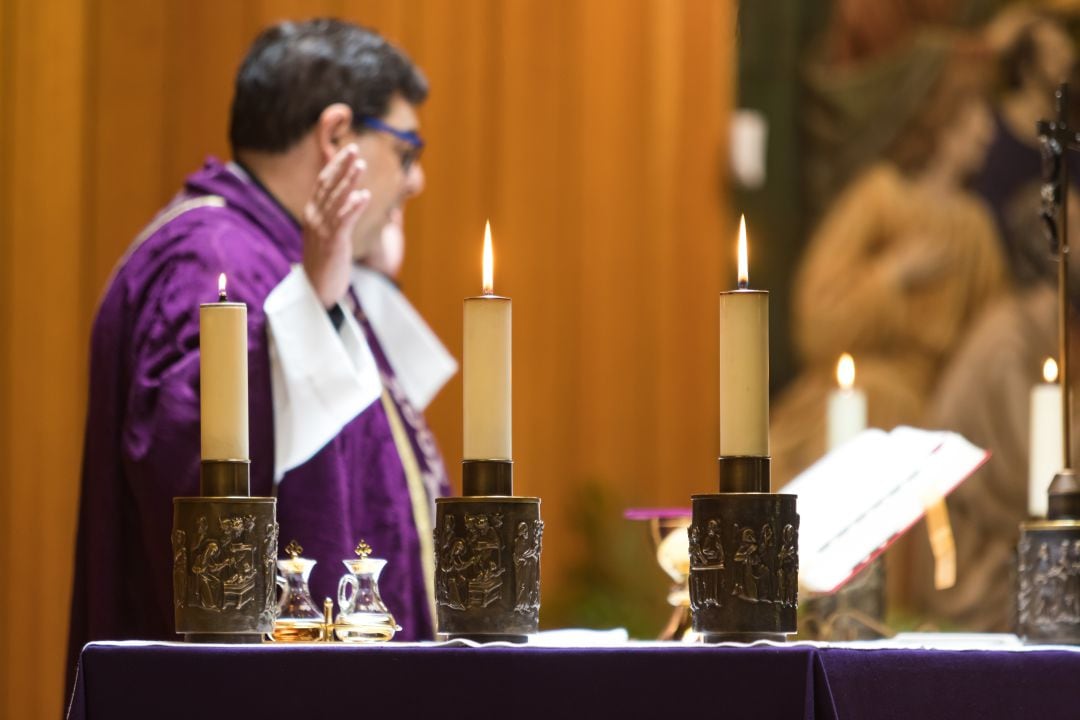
[1068,540,1080,622]
[219,516,257,611]
[1019,537,1080,629]
[191,536,225,611]
[464,513,504,608]
[1054,540,1074,623]
[172,530,187,610]
[689,525,707,609]
[703,521,725,566]
[732,526,760,602]
[261,522,279,623]
[697,520,726,608]
[1035,543,1057,621]
[777,524,798,608]
[68,21,457,696]
[466,513,503,573]
[513,520,542,615]
[435,517,457,607]
[442,538,471,611]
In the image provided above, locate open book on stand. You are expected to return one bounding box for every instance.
[783,426,989,595]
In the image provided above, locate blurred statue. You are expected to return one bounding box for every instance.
[773,63,1008,487]
[905,184,1080,631]
[972,14,1079,285]
[803,3,1038,218]
[821,0,967,67]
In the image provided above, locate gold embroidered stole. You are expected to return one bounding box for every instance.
[378,389,436,630]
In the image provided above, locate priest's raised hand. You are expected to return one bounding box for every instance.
[303,143,371,309]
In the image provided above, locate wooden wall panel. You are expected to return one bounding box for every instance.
[0,0,12,713]
[162,0,251,188]
[88,1,170,293]
[0,2,732,717]
[2,2,90,718]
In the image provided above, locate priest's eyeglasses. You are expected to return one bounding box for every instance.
[360,117,425,173]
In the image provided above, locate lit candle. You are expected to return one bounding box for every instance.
[1029,357,1063,517]
[718,215,769,456]
[826,353,867,451]
[199,273,249,460]
[463,221,511,460]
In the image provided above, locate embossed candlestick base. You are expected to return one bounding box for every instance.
[434,461,542,643]
[173,460,279,643]
[1018,471,1080,644]
[689,457,799,643]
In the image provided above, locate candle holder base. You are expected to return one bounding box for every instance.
[172,496,278,641]
[434,495,542,643]
[1017,518,1080,644]
[798,559,888,640]
[184,633,265,644]
[689,492,799,640]
[700,632,788,644]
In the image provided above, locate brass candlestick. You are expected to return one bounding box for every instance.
[1018,83,1080,644]
[172,459,279,643]
[433,461,543,643]
[689,457,799,642]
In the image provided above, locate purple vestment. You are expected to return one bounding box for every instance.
[67,158,447,687]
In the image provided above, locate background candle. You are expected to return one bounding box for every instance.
[718,216,769,457]
[463,222,512,460]
[200,273,249,461]
[1029,357,1063,517]
[826,352,867,451]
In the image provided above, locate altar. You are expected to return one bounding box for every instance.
[67,638,1080,720]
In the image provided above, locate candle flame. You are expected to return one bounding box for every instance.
[482,220,494,295]
[1044,357,1059,383]
[218,273,227,300]
[737,215,749,288]
[837,353,856,390]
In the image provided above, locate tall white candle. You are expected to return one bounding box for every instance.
[719,216,769,457]
[826,353,867,451]
[199,273,249,460]
[463,222,512,460]
[1030,357,1063,517]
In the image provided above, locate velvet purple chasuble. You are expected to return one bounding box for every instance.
[68,158,450,684]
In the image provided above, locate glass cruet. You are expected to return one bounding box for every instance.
[335,540,401,642]
[271,539,324,642]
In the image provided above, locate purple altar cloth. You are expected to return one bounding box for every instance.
[67,642,1080,719]
[68,642,820,719]
[816,646,1080,719]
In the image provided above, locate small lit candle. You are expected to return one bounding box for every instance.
[199,273,249,461]
[718,215,769,457]
[826,353,867,451]
[463,221,512,460]
[1029,357,1063,517]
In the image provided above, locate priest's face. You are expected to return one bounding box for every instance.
[349,94,426,267]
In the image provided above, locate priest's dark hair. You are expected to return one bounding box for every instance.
[229,18,428,153]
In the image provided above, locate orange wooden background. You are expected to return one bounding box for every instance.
[0,1,733,716]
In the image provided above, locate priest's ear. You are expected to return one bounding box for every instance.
[315,103,354,164]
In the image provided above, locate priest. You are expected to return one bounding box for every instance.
[66,18,456,681]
